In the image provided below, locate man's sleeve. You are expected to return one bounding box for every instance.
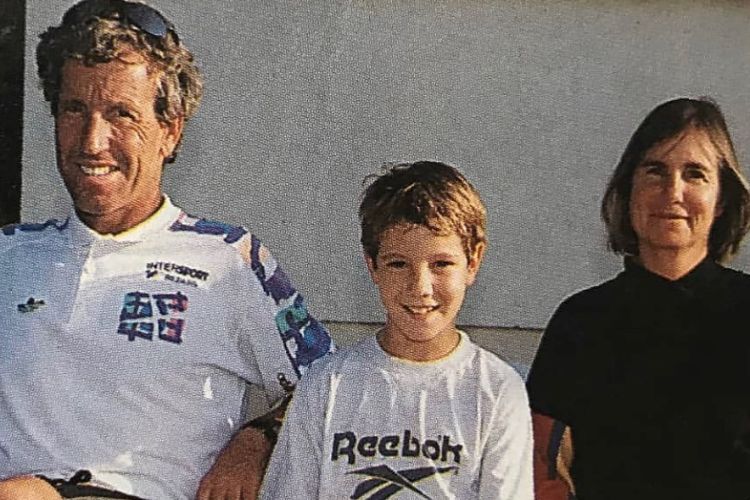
[235,234,335,405]
[258,374,323,499]
[479,370,534,500]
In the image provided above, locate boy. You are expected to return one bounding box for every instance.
[260,161,533,499]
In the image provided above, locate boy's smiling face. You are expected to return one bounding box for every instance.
[366,223,483,362]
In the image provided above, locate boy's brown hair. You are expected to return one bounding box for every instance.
[359,161,486,264]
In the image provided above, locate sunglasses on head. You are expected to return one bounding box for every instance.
[62,0,176,40]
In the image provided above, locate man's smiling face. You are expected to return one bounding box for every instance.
[55,54,181,233]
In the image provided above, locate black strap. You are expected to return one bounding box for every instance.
[37,470,147,499]
[241,392,293,444]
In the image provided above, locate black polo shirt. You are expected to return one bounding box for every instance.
[528,258,750,500]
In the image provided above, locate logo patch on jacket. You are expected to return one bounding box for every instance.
[144,261,209,288]
[117,291,189,343]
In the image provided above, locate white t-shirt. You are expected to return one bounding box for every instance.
[260,331,533,500]
[0,198,333,499]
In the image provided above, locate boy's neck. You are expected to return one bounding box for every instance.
[376,326,461,362]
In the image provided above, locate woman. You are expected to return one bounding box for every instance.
[527,97,750,500]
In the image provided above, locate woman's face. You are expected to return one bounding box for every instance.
[629,127,722,260]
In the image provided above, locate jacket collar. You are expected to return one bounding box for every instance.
[622,256,721,297]
[68,196,182,245]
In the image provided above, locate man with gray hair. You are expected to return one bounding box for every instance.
[0,1,333,498]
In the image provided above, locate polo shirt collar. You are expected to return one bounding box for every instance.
[623,256,720,296]
[69,196,182,245]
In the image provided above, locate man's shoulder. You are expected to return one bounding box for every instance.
[166,211,250,246]
[164,212,298,300]
[164,211,267,268]
[0,218,69,250]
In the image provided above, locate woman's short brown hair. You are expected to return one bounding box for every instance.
[36,0,203,163]
[359,161,487,264]
[601,97,750,263]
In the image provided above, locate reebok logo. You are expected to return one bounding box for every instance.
[349,464,457,499]
[331,430,463,466]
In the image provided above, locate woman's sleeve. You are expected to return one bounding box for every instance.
[527,301,581,423]
[527,301,583,500]
[532,412,576,500]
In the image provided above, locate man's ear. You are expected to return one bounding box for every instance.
[159,115,184,161]
[466,242,486,287]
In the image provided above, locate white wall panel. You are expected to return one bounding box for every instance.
[24,0,750,328]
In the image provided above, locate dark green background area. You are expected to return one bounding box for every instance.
[0,0,24,226]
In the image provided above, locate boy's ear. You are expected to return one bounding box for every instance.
[364,252,378,282]
[466,242,486,286]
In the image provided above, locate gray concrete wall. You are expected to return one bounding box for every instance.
[23,0,750,330]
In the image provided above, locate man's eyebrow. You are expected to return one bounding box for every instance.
[58,97,85,108]
[113,92,144,105]
[111,100,141,111]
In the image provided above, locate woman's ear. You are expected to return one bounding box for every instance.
[714,197,724,219]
